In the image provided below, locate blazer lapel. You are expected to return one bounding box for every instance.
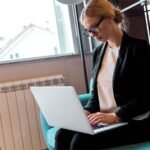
[112,32,130,94]
[93,43,107,86]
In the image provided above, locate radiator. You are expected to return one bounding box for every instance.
[0,75,65,150]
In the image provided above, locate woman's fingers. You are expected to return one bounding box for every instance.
[87,112,118,124]
[88,112,103,125]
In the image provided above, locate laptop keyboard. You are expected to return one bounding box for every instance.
[92,123,108,130]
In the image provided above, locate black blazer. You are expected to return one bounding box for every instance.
[84,32,150,121]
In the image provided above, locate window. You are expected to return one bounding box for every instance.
[0,0,86,63]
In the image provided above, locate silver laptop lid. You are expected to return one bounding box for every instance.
[30,86,94,135]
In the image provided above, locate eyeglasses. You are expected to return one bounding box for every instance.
[83,17,105,37]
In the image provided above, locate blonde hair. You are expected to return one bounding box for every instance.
[80,0,127,31]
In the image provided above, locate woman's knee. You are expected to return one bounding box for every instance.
[55,129,75,149]
[55,129,66,141]
[55,129,74,143]
[70,133,93,150]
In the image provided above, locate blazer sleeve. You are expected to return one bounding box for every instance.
[115,40,150,121]
[84,45,103,113]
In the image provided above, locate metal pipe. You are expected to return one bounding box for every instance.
[121,0,145,12]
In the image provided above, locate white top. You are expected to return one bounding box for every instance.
[97,46,150,120]
[97,46,119,113]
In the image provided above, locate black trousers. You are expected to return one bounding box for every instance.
[55,117,150,150]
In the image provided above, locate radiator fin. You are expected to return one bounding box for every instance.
[0,74,65,150]
[0,74,65,93]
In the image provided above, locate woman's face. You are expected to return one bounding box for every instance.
[82,16,113,42]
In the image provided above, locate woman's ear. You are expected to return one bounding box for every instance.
[107,16,114,23]
[107,16,114,24]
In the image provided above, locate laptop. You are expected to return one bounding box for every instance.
[30,86,128,135]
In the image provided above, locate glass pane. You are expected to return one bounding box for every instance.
[0,0,76,62]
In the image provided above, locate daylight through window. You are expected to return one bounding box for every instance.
[0,0,78,62]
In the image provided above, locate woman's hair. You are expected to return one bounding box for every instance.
[80,0,127,31]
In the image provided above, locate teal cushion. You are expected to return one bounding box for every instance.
[78,93,91,106]
[47,127,59,149]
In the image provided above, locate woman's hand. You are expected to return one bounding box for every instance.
[87,112,120,125]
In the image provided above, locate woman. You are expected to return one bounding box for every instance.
[55,0,150,149]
